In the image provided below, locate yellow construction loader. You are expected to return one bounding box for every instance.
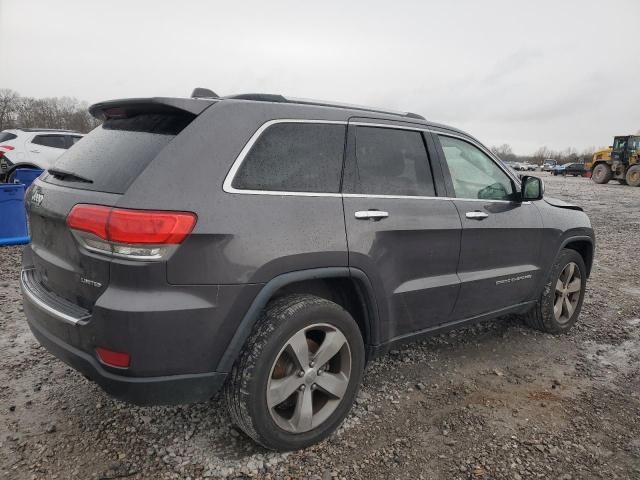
[587,135,640,186]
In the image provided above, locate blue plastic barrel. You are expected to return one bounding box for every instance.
[14,168,43,188]
[0,183,29,246]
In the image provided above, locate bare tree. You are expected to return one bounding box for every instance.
[532,146,551,164]
[0,89,20,130]
[490,144,517,162]
[0,91,100,133]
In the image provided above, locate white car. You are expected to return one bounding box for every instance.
[0,128,84,179]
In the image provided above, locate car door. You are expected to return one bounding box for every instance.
[432,132,543,320]
[342,120,462,343]
[28,134,67,168]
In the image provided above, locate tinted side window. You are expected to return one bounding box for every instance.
[32,135,67,149]
[351,127,435,196]
[438,135,515,201]
[67,135,83,147]
[232,123,346,193]
[0,132,18,142]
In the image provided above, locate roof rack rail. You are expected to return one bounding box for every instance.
[224,93,426,121]
[227,93,287,103]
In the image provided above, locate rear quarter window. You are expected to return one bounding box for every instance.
[231,122,346,193]
[0,132,18,142]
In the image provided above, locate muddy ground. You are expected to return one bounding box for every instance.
[1,173,639,480]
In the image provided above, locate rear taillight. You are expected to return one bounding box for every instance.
[0,145,15,151]
[67,204,197,260]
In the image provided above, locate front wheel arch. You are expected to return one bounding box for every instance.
[561,237,594,278]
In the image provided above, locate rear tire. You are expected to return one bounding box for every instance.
[626,165,640,187]
[592,163,612,184]
[224,294,365,450]
[523,249,586,334]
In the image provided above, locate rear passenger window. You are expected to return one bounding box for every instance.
[351,127,435,196]
[232,123,346,193]
[32,135,68,149]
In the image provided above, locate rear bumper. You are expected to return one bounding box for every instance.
[19,254,261,405]
[24,294,227,405]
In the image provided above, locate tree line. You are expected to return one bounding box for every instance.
[2,88,635,163]
[0,89,100,133]
[490,144,598,165]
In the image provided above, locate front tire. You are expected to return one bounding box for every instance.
[524,249,587,334]
[626,165,640,187]
[592,163,612,184]
[224,294,365,450]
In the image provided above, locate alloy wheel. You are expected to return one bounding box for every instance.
[266,323,352,433]
[553,262,582,324]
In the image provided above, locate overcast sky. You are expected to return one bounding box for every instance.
[1,0,639,154]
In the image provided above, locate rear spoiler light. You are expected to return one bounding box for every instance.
[67,204,197,260]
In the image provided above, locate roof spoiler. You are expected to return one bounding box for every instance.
[89,97,216,120]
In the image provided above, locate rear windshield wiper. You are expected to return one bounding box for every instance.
[48,168,93,184]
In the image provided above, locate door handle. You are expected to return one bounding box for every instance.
[355,210,389,220]
[465,211,489,220]
[30,149,40,153]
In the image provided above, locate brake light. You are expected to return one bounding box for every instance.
[67,204,197,260]
[67,204,110,239]
[96,347,130,368]
[108,208,197,244]
[0,145,15,151]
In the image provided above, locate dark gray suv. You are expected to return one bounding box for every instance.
[20,92,594,450]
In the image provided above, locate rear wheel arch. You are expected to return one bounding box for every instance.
[217,267,379,372]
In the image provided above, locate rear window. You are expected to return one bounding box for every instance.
[0,132,18,142]
[42,113,193,193]
[231,123,346,193]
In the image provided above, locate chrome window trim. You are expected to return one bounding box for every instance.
[223,118,524,202]
[349,121,430,132]
[342,193,526,204]
[222,119,347,197]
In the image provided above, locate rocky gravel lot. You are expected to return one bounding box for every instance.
[1,173,639,480]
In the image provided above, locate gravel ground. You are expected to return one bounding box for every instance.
[1,173,639,480]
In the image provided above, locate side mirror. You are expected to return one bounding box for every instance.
[521,175,544,201]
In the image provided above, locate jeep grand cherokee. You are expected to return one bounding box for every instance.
[20,90,594,450]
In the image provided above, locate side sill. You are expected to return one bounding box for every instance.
[366,301,536,360]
